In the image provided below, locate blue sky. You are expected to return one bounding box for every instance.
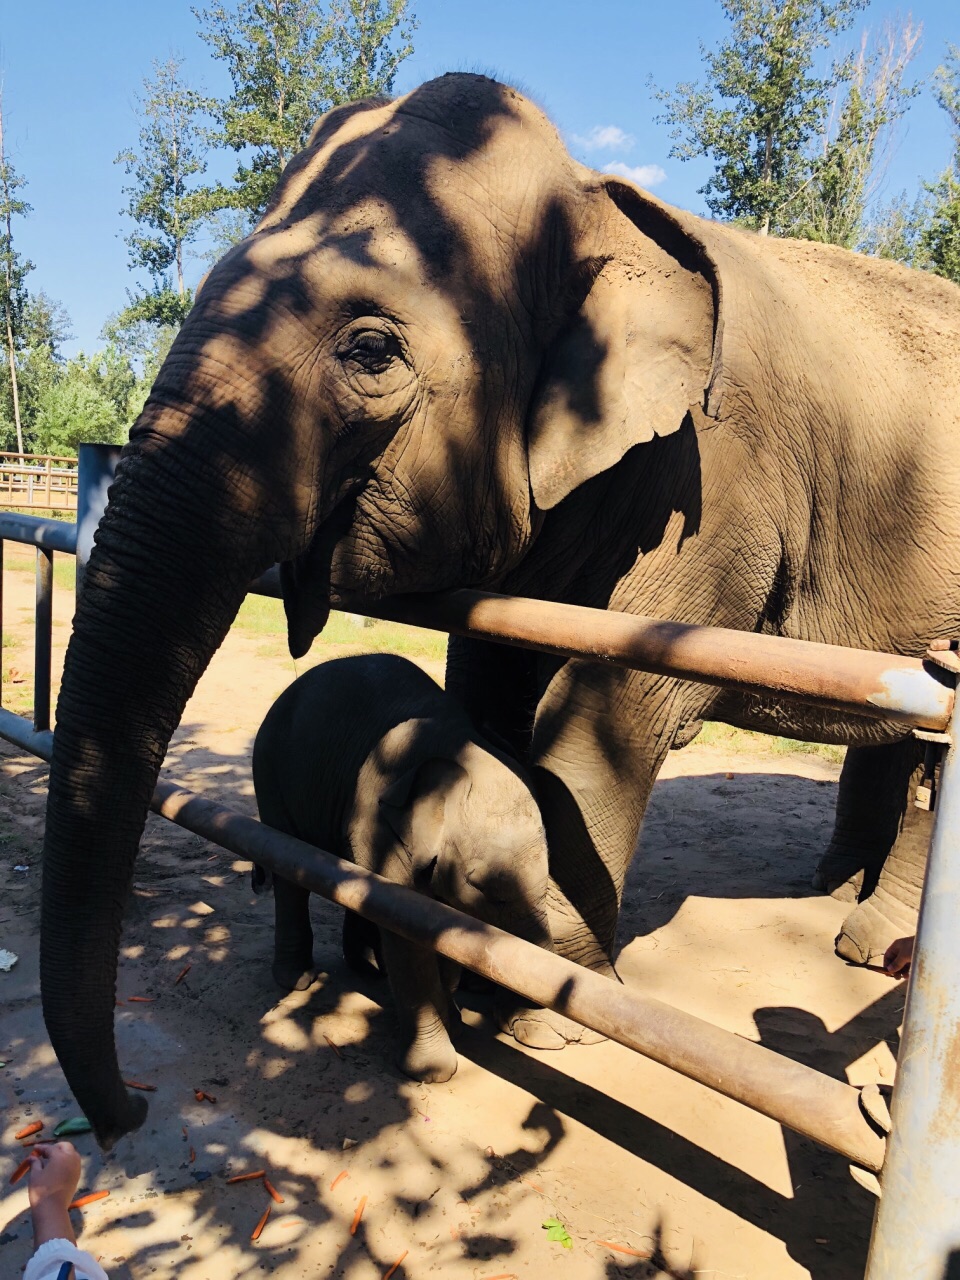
[2,0,957,353]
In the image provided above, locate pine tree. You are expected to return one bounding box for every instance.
[116,56,209,324]
[0,90,33,458]
[653,0,868,236]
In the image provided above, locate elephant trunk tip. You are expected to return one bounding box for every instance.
[94,1091,150,1152]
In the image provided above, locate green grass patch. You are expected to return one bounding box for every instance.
[695,720,844,765]
[234,594,448,662]
[3,547,77,591]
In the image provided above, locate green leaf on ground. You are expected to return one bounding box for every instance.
[542,1216,573,1249]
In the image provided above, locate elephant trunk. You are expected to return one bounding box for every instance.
[41,379,294,1148]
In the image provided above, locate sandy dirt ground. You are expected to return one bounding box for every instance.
[0,553,903,1280]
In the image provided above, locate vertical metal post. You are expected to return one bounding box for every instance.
[34,548,52,732]
[0,536,4,707]
[865,692,960,1279]
[76,443,121,600]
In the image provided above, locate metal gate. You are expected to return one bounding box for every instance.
[1,443,956,1279]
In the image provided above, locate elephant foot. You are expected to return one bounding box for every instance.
[812,850,864,901]
[272,959,317,992]
[497,999,606,1050]
[835,897,918,967]
[397,1031,459,1083]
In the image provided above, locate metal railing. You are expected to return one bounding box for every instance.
[1,443,956,1280]
[0,452,79,511]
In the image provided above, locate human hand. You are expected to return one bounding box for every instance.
[28,1142,82,1213]
[883,935,914,979]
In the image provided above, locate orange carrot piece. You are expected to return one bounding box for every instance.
[127,996,156,1003]
[194,1089,217,1104]
[323,1034,343,1059]
[251,1203,271,1241]
[189,1148,196,1164]
[174,964,192,985]
[330,1170,348,1191]
[115,1000,125,1007]
[227,1170,266,1184]
[69,1190,110,1210]
[278,1218,303,1229]
[264,1176,284,1204]
[9,1157,32,1185]
[383,1249,408,1278]
[349,1195,367,1236]
[14,1121,42,1140]
[124,1080,157,1092]
[594,1240,650,1259]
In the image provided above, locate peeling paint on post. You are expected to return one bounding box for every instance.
[865,685,960,1279]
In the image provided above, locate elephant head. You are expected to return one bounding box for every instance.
[377,740,551,943]
[42,72,719,1145]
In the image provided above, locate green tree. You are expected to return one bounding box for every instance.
[194,0,415,221]
[116,56,210,305]
[789,19,921,247]
[918,47,960,283]
[30,359,125,455]
[330,0,416,103]
[0,90,34,457]
[653,0,868,236]
[2,291,74,451]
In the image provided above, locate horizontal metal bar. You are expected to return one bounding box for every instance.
[0,512,77,554]
[0,706,54,757]
[0,709,884,1173]
[323,589,952,732]
[7,523,951,729]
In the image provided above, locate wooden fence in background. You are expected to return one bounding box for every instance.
[0,452,78,510]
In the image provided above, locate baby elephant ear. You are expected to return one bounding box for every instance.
[379,758,465,857]
[526,177,719,511]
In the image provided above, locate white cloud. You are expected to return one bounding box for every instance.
[601,161,667,188]
[571,124,635,153]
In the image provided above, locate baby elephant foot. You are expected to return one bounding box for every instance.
[497,1000,606,1050]
[397,1031,459,1084]
[272,956,317,992]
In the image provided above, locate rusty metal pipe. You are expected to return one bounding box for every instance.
[150,777,883,1173]
[0,711,884,1170]
[250,569,953,732]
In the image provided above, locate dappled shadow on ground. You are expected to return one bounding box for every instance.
[0,731,901,1279]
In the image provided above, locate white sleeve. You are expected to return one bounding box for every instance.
[23,1237,111,1280]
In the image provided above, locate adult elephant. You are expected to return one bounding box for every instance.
[41,72,960,1148]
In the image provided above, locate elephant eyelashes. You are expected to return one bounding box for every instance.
[342,329,403,374]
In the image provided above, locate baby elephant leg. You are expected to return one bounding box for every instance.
[273,875,316,992]
[380,930,459,1083]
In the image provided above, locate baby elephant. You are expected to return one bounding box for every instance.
[252,653,550,1082]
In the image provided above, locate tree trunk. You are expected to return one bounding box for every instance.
[0,99,25,460]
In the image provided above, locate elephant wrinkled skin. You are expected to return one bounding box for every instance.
[252,654,551,1083]
[40,72,960,1146]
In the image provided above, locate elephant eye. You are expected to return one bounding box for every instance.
[342,329,402,374]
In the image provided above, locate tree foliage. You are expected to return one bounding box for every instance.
[918,48,960,283]
[653,0,868,235]
[788,20,921,247]
[0,90,34,456]
[193,0,415,220]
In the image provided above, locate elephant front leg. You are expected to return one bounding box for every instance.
[380,930,459,1083]
[835,749,932,965]
[501,662,686,1049]
[272,876,317,992]
[813,739,923,901]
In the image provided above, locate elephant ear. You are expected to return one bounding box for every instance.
[526,176,722,511]
[379,758,467,876]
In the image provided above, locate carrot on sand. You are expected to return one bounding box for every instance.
[9,1157,33,1185]
[124,1080,157,1092]
[128,996,156,1003]
[69,1191,110,1210]
[350,1195,367,1236]
[251,1204,271,1241]
[595,1240,650,1260]
[323,1034,343,1059]
[174,964,192,985]
[189,1148,196,1164]
[383,1249,408,1278]
[227,1170,265,1184]
[330,1170,348,1191]
[15,1121,42,1140]
[194,1090,217,1104]
[264,1176,284,1204]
